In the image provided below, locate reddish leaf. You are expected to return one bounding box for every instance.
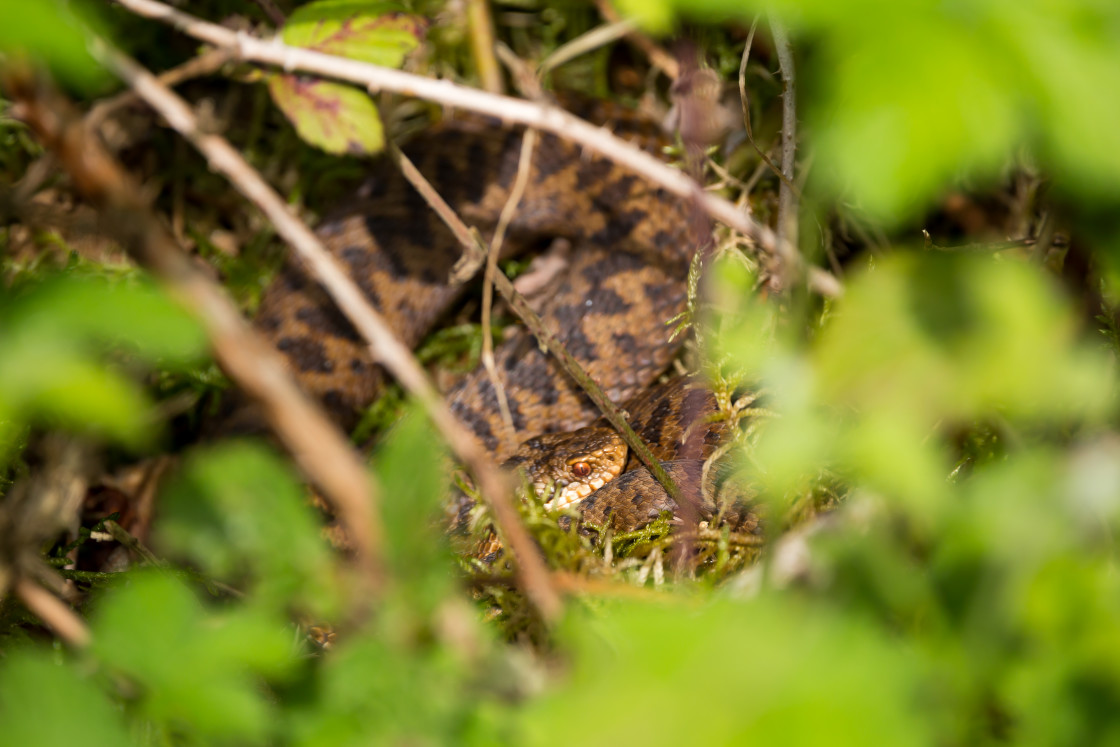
[282,1,426,68]
[268,74,384,155]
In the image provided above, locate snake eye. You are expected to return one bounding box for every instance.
[570,461,592,478]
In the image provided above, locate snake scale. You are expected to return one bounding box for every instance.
[253,101,753,542]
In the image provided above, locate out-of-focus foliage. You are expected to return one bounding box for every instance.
[0,0,108,89]
[90,571,297,743]
[523,597,937,746]
[269,1,426,154]
[159,442,345,616]
[0,274,205,462]
[718,253,1116,502]
[0,650,131,747]
[617,0,1120,221]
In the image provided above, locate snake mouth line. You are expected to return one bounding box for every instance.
[539,476,611,511]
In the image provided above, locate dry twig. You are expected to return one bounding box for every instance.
[481,129,538,437]
[14,578,91,647]
[86,46,233,128]
[737,21,796,195]
[538,19,639,76]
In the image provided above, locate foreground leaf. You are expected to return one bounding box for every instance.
[91,571,296,743]
[0,651,131,747]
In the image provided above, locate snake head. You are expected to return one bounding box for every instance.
[507,426,628,510]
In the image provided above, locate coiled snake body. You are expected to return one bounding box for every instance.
[254,103,749,539]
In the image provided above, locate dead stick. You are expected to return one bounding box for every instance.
[15,578,91,648]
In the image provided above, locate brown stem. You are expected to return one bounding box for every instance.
[15,578,91,648]
[770,17,800,264]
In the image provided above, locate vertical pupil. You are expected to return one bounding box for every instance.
[571,462,591,478]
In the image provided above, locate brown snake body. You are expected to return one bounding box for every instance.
[253,102,752,539]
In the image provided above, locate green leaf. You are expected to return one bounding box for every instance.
[808,16,1020,219]
[91,570,296,743]
[285,626,486,746]
[814,253,1113,424]
[0,341,152,446]
[269,1,424,155]
[521,597,936,746]
[0,650,132,747]
[12,274,206,366]
[0,274,206,450]
[0,0,109,89]
[158,441,343,617]
[268,74,385,155]
[374,407,455,612]
[283,1,426,68]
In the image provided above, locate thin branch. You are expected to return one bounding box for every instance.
[924,234,1067,254]
[538,19,638,76]
[494,42,546,101]
[769,16,799,258]
[103,519,165,567]
[4,66,387,606]
[737,20,798,196]
[481,129,538,437]
[101,519,246,597]
[86,46,233,128]
[15,577,91,647]
[80,43,565,622]
[111,0,826,288]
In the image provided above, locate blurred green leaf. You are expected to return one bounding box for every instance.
[158,441,343,617]
[807,14,1019,219]
[11,275,207,365]
[374,407,455,612]
[1002,556,1120,745]
[0,274,205,452]
[285,629,483,746]
[0,0,109,89]
[708,256,780,376]
[91,570,296,743]
[0,344,151,446]
[814,253,1113,424]
[521,596,936,745]
[0,650,132,747]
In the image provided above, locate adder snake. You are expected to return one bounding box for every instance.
[253,101,753,540]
